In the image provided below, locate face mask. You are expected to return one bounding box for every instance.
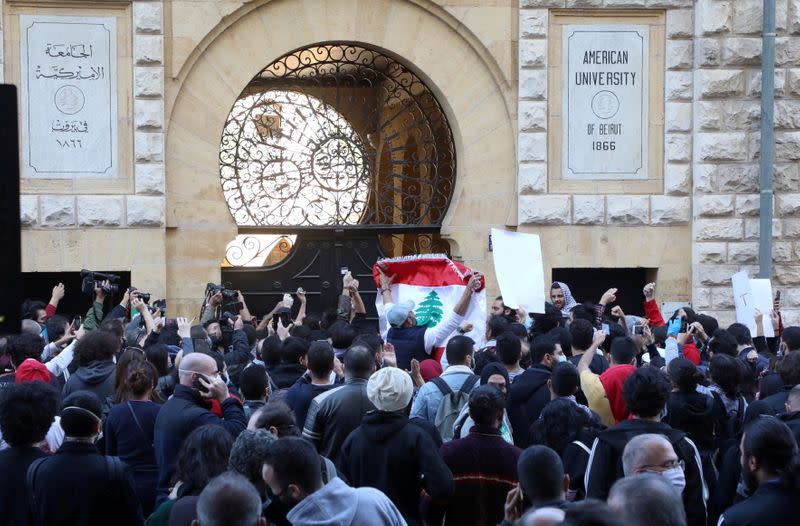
[558,354,567,363]
[661,467,686,494]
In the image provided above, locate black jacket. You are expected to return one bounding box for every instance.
[153,385,246,500]
[27,441,143,526]
[506,364,551,447]
[719,481,800,526]
[778,411,800,445]
[665,391,728,453]
[585,419,707,526]
[0,446,47,526]
[269,363,307,390]
[338,411,454,526]
[745,385,793,421]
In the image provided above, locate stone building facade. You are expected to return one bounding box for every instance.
[3,0,799,324]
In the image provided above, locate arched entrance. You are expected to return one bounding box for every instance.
[218,43,456,323]
[164,0,516,318]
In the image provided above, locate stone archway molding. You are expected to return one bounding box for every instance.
[164,0,517,316]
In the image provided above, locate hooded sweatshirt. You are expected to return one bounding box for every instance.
[665,391,727,452]
[337,411,453,526]
[63,359,116,405]
[553,281,578,318]
[286,477,407,526]
[506,364,552,447]
[597,364,637,424]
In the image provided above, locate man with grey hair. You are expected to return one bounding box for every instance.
[621,433,686,496]
[192,472,265,526]
[229,428,277,501]
[608,473,687,526]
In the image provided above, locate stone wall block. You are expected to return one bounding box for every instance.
[776,37,800,66]
[520,69,547,100]
[606,196,649,226]
[776,164,800,192]
[775,101,800,129]
[134,99,163,130]
[134,35,163,65]
[521,0,565,7]
[520,9,548,38]
[745,218,782,239]
[699,0,732,35]
[665,164,691,195]
[778,194,800,216]
[133,2,162,34]
[126,196,165,227]
[519,101,548,132]
[134,67,164,98]
[520,40,547,67]
[651,196,690,224]
[722,38,762,66]
[40,196,75,227]
[693,165,716,193]
[735,194,762,217]
[696,218,743,240]
[77,196,123,227]
[713,164,760,193]
[666,71,693,100]
[784,288,800,307]
[727,242,759,264]
[519,133,547,162]
[694,287,712,309]
[666,9,693,38]
[665,102,692,132]
[698,264,741,286]
[776,132,800,161]
[134,132,164,162]
[711,287,735,309]
[135,163,165,195]
[696,195,734,217]
[791,0,800,33]
[573,195,606,225]
[695,38,722,67]
[20,195,38,226]
[733,0,764,34]
[785,219,800,239]
[697,133,748,161]
[789,69,800,95]
[775,265,800,285]
[565,0,603,7]
[773,241,794,263]
[646,0,693,8]
[665,134,692,162]
[698,70,745,98]
[518,164,547,194]
[604,0,646,6]
[697,242,727,264]
[667,40,693,70]
[748,70,787,97]
[519,195,572,225]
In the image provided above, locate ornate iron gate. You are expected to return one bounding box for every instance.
[218,43,456,327]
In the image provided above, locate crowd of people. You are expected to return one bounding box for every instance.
[2,270,800,526]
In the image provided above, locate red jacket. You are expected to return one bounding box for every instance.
[599,364,637,423]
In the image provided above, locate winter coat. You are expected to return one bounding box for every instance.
[0,446,47,526]
[719,481,800,526]
[338,411,453,526]
[269,363,307,390]
[26,441,143,526]
[153,385,246,501]
[506,364,551,447]
[284,376,337,428]
[665,390,728,453]
[584,419,707,526]
[745,385,794,420]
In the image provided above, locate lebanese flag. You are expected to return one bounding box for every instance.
[372,254,487,363]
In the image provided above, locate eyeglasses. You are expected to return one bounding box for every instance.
[640,459,684,472]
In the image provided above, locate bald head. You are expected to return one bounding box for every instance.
[21,319,41,336]
[178,353,218,387]
[622,434,677,476]
[519,507,566,526]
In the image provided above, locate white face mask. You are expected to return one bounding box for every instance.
[661,466,686,495]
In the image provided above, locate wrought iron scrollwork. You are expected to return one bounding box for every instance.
[219,43,456,228]
[379,233,451,258]
[223,235,295,267]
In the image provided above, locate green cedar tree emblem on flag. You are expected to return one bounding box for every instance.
[415,290,444,328]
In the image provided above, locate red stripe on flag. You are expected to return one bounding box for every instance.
[373,255,485,290]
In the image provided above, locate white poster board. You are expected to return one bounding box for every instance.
[490,228,545,314]
[731,271,775,338]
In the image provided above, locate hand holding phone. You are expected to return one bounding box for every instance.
[192,372,211,394]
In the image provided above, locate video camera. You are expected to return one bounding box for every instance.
[205,283,243,314]
[81,269,120,295]
[127,287,151,304]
